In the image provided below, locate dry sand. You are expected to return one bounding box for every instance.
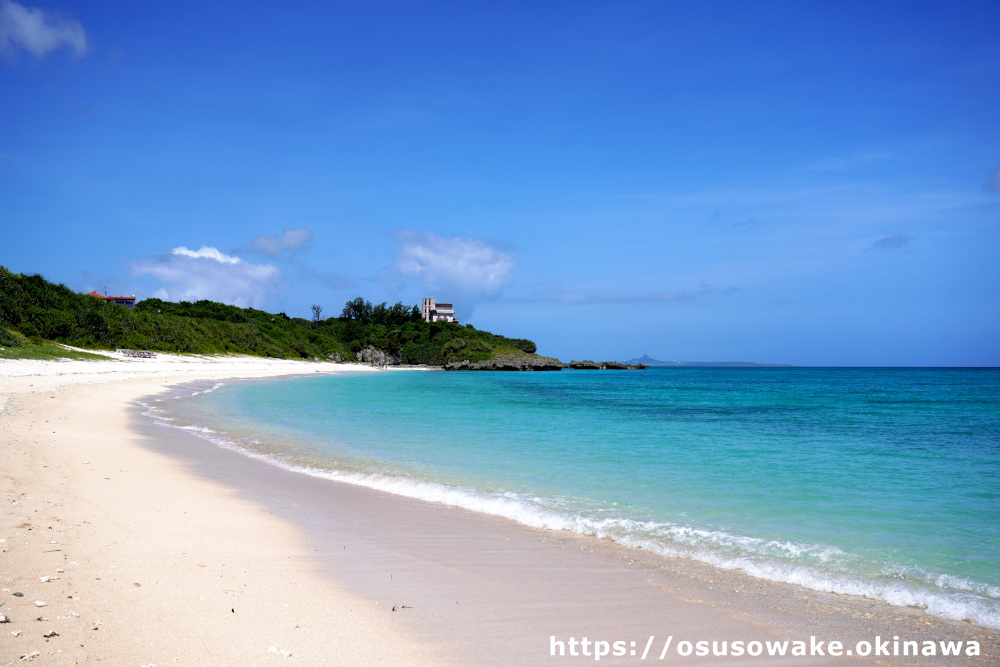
[1,353,441,665]
[1,352,996,665]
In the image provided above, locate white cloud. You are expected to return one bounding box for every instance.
[0,0,87,60]
[250,227,314,257]
[171,245,241,264]
[132,246,281,309]
[394,232,514,295]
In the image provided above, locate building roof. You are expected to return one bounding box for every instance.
[86,291,135,302]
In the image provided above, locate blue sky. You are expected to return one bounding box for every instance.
[2,0,998,365]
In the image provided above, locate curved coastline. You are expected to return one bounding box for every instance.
[0,355,442,666]
[155,372,1000,634]
[2,355,997,664]
[149,368,998,663]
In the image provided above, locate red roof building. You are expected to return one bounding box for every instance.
[87,291,136,308]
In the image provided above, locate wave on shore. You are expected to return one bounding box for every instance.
[139,390,1000,630]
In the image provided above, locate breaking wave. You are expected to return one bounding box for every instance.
[141,393,1000,630]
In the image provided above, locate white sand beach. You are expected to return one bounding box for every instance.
[1,353,444,665]
[1,353,995,665]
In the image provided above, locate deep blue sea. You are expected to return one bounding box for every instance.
[147,367,1000,628]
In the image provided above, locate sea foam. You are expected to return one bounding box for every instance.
[150,410,1000,630]
[144,369,1000,631]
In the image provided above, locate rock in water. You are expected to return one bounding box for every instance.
[569,359,647,370]
[444,353,563,371]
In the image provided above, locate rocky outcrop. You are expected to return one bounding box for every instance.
[601,361,647,369]
[445,353,563,371]
[569,360,647,370]
[355,345,401,366]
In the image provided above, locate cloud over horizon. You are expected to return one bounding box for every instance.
[248,227,314,257]
[394,232,514,297]
[132,246,281,308]
[0,0,86,60]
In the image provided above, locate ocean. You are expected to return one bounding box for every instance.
[144,366,1000,629]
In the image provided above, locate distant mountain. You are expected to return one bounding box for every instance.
[628,354,792,368]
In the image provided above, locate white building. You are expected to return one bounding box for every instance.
[421,298,459,323]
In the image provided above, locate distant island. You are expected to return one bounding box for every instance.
[627,354,792,368]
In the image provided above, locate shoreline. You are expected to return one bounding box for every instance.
[2,355,997,665]
[0,355,443,665]
[148,370,1000,635]
[145,378,999,665]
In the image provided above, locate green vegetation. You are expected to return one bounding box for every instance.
[0,342,110,361]
[0,266,548,367]
[0,326,109,360]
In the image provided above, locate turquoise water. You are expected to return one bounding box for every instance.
[150,367,1000,628]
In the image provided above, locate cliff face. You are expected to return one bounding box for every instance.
[355,345,401,365]
[445,353,563,371]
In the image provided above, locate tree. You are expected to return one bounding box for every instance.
[340,297,372,321]
[311,304,323,325]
